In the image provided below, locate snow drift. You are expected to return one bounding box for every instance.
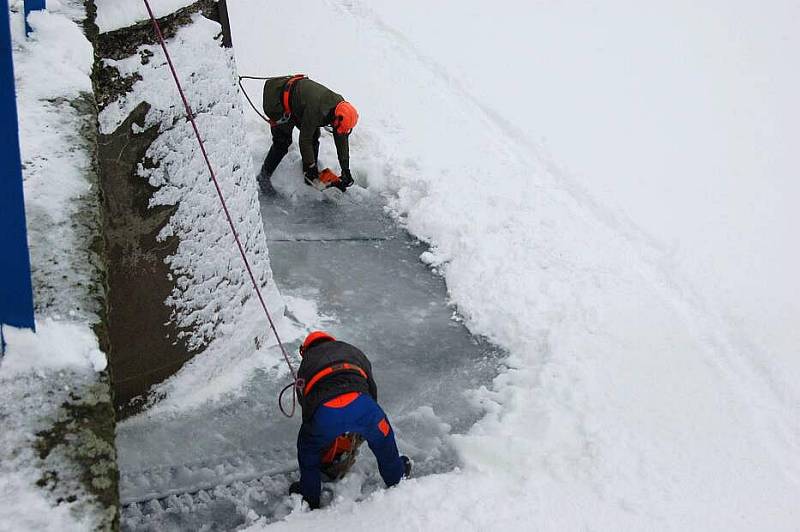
[228,0,800,528]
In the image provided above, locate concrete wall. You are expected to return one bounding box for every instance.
[89,0,276,415]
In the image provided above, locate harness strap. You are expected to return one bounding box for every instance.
[272,74,307,127]
[303,363,368,396]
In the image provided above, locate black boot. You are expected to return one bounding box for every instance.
[257,162,277,196]
[303,164,319,186]
[401,455,412,478]
[333,169,354,192]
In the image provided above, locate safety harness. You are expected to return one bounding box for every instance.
[271,74,307,127]
[303,362,368,396]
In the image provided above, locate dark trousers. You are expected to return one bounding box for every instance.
[260,122,320,178]
[296,393,404,506]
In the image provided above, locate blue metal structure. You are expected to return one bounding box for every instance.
[1,0,36,338]
[23,0,45,35]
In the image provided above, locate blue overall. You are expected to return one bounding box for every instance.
[297,392,404,505]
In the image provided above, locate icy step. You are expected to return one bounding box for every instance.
[121,471,296,531]
[121,452,453,530]
[120,448,296,504]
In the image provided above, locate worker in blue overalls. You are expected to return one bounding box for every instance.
[289,331,411,509]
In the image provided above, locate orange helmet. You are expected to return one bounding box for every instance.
[332,101,358,135]
[299,330,336,356]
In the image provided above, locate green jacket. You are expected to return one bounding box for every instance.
[262,76,350,171]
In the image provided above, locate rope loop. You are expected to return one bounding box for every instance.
[278,378,306,418]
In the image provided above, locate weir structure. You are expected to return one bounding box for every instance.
[78,1,504,528]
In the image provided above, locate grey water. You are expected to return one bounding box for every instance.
[118,187,503,530]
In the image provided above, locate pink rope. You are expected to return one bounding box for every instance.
[142,1,302,414]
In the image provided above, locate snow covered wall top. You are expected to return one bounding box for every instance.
[94,0,197,33]
[94,0,284,412]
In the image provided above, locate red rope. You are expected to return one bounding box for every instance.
[142,1,302,415]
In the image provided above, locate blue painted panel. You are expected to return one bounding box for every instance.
[1,0,35,330]
[24,0,45,35]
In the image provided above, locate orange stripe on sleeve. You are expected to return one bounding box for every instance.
[378,418,390,437]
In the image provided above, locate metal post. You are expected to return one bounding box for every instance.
[218,0,233,48]
[1,0,35,332]
[24,0,46,35]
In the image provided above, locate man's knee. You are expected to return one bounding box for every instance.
[270,140,290,157]
[271,124,293,148]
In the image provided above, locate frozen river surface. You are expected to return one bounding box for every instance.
[118,187,503,530]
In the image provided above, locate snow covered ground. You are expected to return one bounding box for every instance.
[0,323,108,531]
[2,1,115,530]
[226,0,800,529]
[5,0,798,529]
[367,0,800,430]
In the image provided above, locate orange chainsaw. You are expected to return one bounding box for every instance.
[320,432,364,481]
[318,168,342,187]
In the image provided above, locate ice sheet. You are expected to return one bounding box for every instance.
[117,189,503,529]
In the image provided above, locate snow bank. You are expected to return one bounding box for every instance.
[94,0,196,33]
[230,0,800,528]
[369,0,800,430]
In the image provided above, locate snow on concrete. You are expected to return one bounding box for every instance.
[0,395,99,532]
[13,2,101,322]
[6,0,104,382]
[229,0,800,528]
[0,472,93,532]
[94,0,196,33]
[99,13,291,410]
[13,6,92,97]
[3,2,114,528]
[1,320,106,376]
[0,323,108,532]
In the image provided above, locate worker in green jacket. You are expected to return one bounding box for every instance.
[257,75,359,195]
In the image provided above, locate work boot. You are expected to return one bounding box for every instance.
[303,164,319,186]
[401,455,412,478]
[333,169,354,192]
[257,168,276,196]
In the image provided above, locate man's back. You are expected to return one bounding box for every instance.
[297,339,377,421]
